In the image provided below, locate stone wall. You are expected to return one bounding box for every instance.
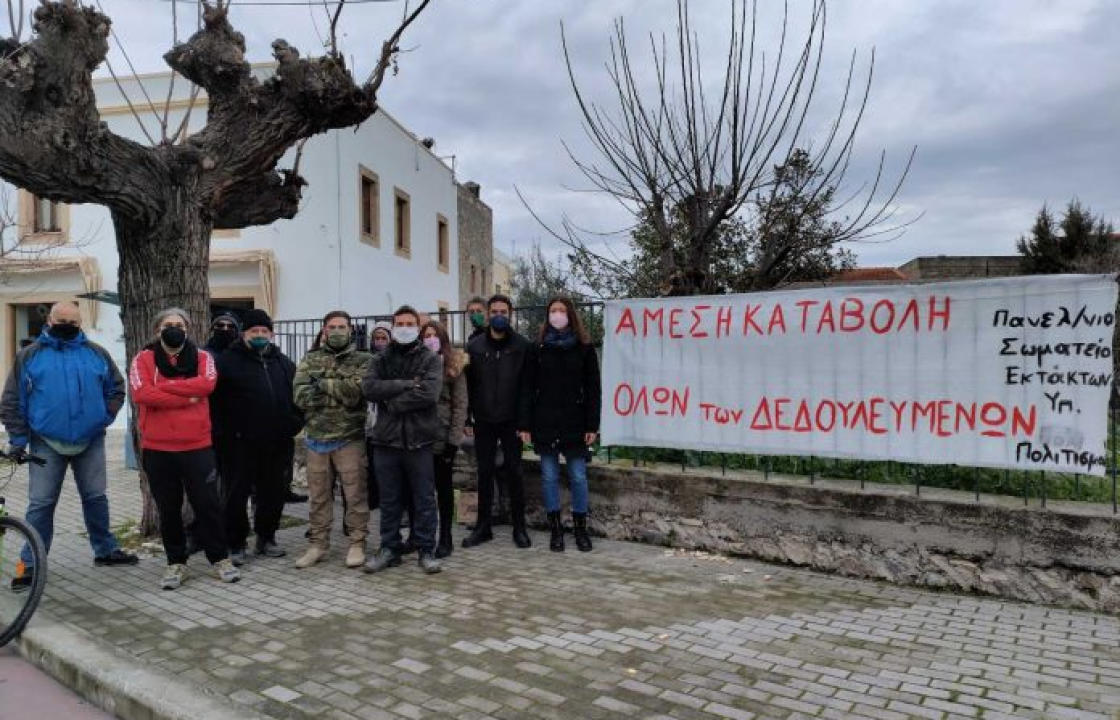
[457,181,493,307]
[516,458,1120,614]
[898,255,1025,280]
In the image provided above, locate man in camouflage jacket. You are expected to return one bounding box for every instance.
[292,311,372,569]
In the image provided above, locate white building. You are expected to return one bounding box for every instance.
[0,66,472,384]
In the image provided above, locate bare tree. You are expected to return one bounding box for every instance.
[532,0,915,297]
[0,0,430,353]
[1,0,431,533]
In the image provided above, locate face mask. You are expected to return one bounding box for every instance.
[549,312,570,331]
[248,336,270,351]
[489,314,510,333]
[161,326,187,349]
[210,328,237,350]
[325,330,350,350]
[392,326,419,345]
[48,323,80,341]
[423,336,441,353]
[469,312,486,329]
[373,337,389,352]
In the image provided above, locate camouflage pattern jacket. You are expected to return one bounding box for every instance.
[293,343,372,443]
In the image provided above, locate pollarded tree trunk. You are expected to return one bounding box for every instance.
[113,185,212,536]
[1,1,432,538]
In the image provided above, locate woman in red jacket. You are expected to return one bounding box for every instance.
[130,308,240,589]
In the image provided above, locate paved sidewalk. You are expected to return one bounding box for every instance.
[6,433,1120,720]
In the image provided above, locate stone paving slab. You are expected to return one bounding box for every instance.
[6,432,1120,720]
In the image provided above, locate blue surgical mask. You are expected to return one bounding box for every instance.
[489,315,510,332]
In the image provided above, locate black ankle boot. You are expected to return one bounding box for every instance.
[461,521,493,548]
[512,520,532,549]
[572,512,592,552]
[435,528,453,559]
[547,512,564,552]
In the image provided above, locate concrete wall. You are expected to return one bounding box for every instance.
[514,459,1120,614]
[898,255,1025,280]
[457,181,493,307]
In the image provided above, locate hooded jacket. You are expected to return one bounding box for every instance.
[361,340,442,450]
[212,341,304,442]
[293,342,372,443]
[433,350,468,454]
[0,329,124,448]
[523,333,601,453]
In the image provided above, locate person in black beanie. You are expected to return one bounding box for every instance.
[204,313,241,354]
[212,308,304,565]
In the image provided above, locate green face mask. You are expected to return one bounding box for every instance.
[325,330,350,350]
[248,336,270,351]
[469,312,486,329]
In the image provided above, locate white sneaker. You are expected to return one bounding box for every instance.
[214,558,241,583]
[345,544,366,568]
[295,546,328,569]
[161,563,187,590]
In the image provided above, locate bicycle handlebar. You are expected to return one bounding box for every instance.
[0,449,47,466]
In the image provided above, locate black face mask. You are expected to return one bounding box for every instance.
[209,328,238,350]
[48,323,80,341]
[161,326,187,349]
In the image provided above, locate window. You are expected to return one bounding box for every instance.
[470,264,477,293]
[393,187,411,258]
[34,196,60,233]
[18,190,68,245]
[436,214,450,272]
[359,166,379,246]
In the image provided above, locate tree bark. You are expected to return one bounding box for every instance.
[114,183,211,536]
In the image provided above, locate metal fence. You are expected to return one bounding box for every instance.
[275,302,1116,513]
[273,302,606,365]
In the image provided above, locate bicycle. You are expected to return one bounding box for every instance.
[0,448,47,647]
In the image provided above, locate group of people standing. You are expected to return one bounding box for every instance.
[4,293,601,592]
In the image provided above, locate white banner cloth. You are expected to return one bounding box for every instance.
[601,275,1118,475]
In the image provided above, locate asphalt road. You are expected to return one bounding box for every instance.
[0,647,114,720]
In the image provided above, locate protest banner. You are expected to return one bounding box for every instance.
[601,274,1118,475]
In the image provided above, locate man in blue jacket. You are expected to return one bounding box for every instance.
[1,302,137,592]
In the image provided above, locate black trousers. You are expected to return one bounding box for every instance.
[375,447,437,553]
[434,449,455,541]
[225,438,288,550]
[144,448,227,565]
[365,438,380,511]
[474,421,524,527]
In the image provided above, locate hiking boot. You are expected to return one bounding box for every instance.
[295,546,327,569]
[461,523,492,548]
[10,561,33,593]
[255,540,286,558]
[95,548,139,566]
[573,512,593,552]
[418,551,442,574]
[214,558,241,583]
[284,490,309,503]
[161,563,187,590]
[229,548,247,567]
[345,544,366,568]
[547,511,564,552]
[362,548,401,574]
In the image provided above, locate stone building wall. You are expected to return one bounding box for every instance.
[457,181,493,307]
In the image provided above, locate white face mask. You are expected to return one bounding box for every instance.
[392,326,419,345]
[549,311,570,330]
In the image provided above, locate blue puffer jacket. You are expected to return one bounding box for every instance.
[0,329,125,448]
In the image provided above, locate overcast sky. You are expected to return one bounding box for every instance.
[16,0,1120,267]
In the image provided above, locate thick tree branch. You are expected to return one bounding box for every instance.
[0,2,165,221]
[211,168,306,229]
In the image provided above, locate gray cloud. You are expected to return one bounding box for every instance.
[14,0,1120,269]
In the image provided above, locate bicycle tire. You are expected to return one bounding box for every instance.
[0,515,48,647]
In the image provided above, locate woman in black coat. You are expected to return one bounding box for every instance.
[520,297,601,552]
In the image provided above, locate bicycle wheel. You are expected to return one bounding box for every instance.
[0,515,48,647]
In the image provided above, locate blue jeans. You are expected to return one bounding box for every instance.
[539,450,589,514]
[21,433,118,567]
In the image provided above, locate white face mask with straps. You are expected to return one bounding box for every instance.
[392,326,419,345]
